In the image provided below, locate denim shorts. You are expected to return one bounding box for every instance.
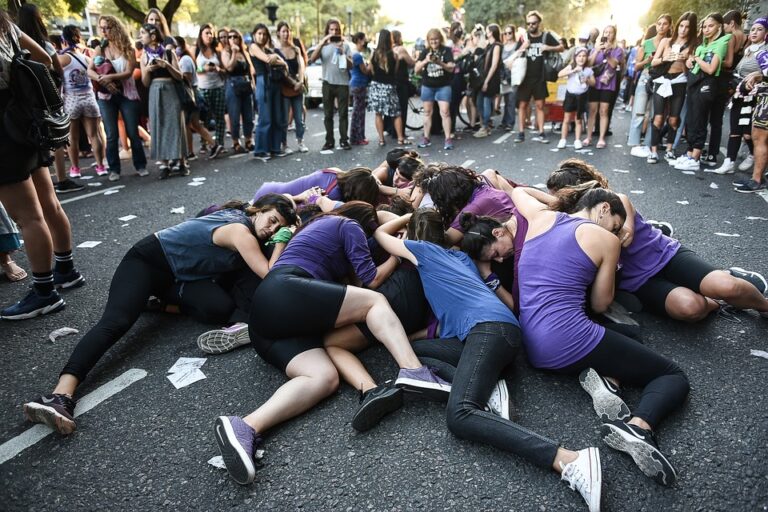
[421,84,452,103]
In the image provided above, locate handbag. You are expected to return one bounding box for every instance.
[509,56,527,86]
[175,78,196,110]
[94,60,122,95]
[542,32,564,82]
[232,77,253,97]
[281,75,302,98]
[3,36,70,151]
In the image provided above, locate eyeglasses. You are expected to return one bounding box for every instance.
[99,26,110,32]
[504,31,514,35]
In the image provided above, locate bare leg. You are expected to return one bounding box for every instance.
[534,99,546,133]
[664,286,720,322]
[31,168,72,253]
[586,102,598,142]
[598,102,609,145]
[422,101,434,140]
[750,128,767,183]
[395,116,405,142]
[82,117,105,166]
[438,100,452,140]
[700,270,768,312]
[375,113,385,143]
[53,148,67,182]
[0,180,52,273]
[67,119,82,170]
[517,100,529,133]
[561,112,571,141]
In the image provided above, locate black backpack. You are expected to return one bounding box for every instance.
[468,49,486,92]
[3,36,70,151]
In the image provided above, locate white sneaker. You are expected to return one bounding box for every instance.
[706,158,735,175]
[486,378,510,420]
[108,171,121,182]
[473,127,490,138]
[630,145,650,158]
[297,141,309,153]
[560,447,602,512]
[675,156,700,171]
[557,138,567,149]
[738,154,754,171]
[574,139,583,150]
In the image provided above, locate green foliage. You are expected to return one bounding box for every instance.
[641,0,760,27]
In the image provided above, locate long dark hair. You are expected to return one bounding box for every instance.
[408,208,447,247]
[220,194,298,226]
[252,23,271,49]
[551,184,626,221]
[414,163,482,228]
[17,3,48,47]
[336,167,380,206]
[546,158,609,192]
[673,12,698,48]
[196,23,218,57]
[0,8,11,35]
[144,8,171,40]
[300,200,379,238]
[373,29,393,73]
[459,212,502,260]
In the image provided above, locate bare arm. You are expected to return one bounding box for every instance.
[586,228,620,313]
[373,214,418,264]
[211,223,271,278]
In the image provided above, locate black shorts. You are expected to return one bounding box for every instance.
[517,79,548,103]
[249,265,346,371]
[633,246,717,315]
[563,91,588,114]
[588,88,613,103]
[356,266,429,343]
[0,91,41,186]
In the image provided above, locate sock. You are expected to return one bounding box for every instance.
[32,271,54,296]
[745,139,754,155]
[54,250,74,274]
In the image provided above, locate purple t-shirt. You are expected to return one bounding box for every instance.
[252,170,343,203]
[449,183,516,232]
[592,47,624,91]
[518,213,604,369]
[273,216,377,285]
[618,211,681,292]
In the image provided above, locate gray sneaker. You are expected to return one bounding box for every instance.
[197,323,250,354]
[579,368,630,422]
[108,171,121,182]
[135,168,149,177]
[601,419,676,486]
[728,267,767,295]
[214,416,262,485]
[395,366,451,401]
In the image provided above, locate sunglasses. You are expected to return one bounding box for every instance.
[527,22,539,26]
[228,34,239,39]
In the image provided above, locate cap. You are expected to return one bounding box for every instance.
[578,31,590,41]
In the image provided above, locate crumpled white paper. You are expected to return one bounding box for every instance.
[48,327,79,343]
[167,357,207,389]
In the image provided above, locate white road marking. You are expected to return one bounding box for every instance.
[493,133,512,144]
[461,160,475,168]
[58,186,125,205]
[312,132,325,137]
[228,153,247,159]
[0,369,147,465]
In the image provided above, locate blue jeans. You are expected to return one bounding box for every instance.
[98,95,147,173]
[502,87,517,127]
[225,77,254,143]
[254,75,285,154]
[477,92,494,127]
[412,322,560,469]
[627,70,653,146]
[284,94,305,142]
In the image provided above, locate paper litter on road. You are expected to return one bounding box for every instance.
[676,200,690,205]
[207,456,226,469]
[714,232,740,237]
[192,177,206,182]
[121,224,129,227]
[118,215,137,222]
[319,149,334,155]
[525,158,533,161]
[168,357,206,374]
[170,206,186,214]
[187,181,204,187]
[681,170,695,175]
[77,241,102,248]
[533,183,547,189]
[629,190,645,194]
[103,189,119,195]
[574,149,591,154]
[87,182,102,187]
[549,148,559,152]
[751,349,768,360]
[167,369,206,389]
[709,182,719,189]
[614,144,623,148]
[48,327,79,343]
[213,169,219,172]
[79,175,93,180]
[611,168,630,173]
[746,216,768,220]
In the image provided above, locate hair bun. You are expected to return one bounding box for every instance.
[458,212,478,230]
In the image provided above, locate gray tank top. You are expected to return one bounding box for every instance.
[156,209,253,281]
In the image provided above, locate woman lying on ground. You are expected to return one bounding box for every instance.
[23,194,297,434]
[511,185,688,486]
[252,166,381,207]
[372,208,602,511]
[545,161,768,321]
[213,202,448,486]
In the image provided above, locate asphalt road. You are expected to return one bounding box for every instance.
[1,104,767,511]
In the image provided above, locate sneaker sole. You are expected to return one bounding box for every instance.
[56,187,85,194]
[197,327,251,355]
[395,377,451,401]
[23,402,76,434]
[1,298,65,320]
[351,387,403,432]
[487,379,510,420]
[55,275,86,290]
[600,422,676,486]
[214,416,256,485]
[579,369,630,422]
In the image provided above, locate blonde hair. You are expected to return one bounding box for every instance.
[98,15,133,59]
[426,28,444,45]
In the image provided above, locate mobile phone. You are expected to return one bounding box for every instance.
[600,37,607,43]
[329,35,342,43]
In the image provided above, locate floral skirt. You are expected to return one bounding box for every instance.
[366,81,401,117]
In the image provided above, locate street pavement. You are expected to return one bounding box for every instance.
[0,105,767,511]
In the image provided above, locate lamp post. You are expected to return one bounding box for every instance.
[266,2,279,25]
[346,6,352,37]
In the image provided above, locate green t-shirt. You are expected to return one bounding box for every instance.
[693,33,731,76]
[642,38,656,70]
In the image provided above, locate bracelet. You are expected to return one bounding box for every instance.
[483,272,501,292]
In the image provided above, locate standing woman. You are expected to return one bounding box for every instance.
[222,28,255,154]
[388,30,415,138]
[140,24,188,178]
[447,22,465,134]
[368,29,408,146]
[0,8,84,319]
[348,32,371,146]
[89,15,148,180]
[585,25,624,148]
[195,24,226,156]
[675,13,732,172]
[500,24,519,132]
[414,28,455,150]
[474,24,502,138]
[275,21,307,153]
[250,23,288,159]
[144,8,171,40]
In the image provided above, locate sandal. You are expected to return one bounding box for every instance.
[378,139,386,147]
[596,141,607,149]
[397,139,410,146]
[1,259,27,282]
[582,139,592,147]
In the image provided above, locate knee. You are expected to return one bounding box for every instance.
[310,365,340,398]
[445,400,474,440]
[668,293,709,322]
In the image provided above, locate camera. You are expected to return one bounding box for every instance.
[329,35,342,43]
[600,37,607,43]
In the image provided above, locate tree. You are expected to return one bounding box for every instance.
[7,0,87,19]
[641,0,761,27]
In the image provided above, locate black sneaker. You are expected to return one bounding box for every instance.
[579,368,630,422]
[158,167,171,180]
[23,393,77,434]
[734,179,766,193]
[208,144,223,159]
[321,142,335,151]
[351,383,403,432]
[180,164,191,176]
[0,289,65,320]
[53,268,85,290]
[702,153,718,167]
[601,419,677,486]
[186,152,198,161]
[514,132,524,143]
[340,141,352,150]
[728,267,768,295]
[271,150,288,158]
[55,179,85,194]
[646,220,674,237]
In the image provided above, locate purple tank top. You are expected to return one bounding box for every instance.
[618,212,680,292]
[518,212,605,369]
[510,208,528,317]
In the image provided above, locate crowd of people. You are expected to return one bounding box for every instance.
[1,5,768,511]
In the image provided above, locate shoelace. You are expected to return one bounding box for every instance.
[561,463,588,493]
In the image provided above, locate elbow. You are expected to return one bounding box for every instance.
[591,298,612,314]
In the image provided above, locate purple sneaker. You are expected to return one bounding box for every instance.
[214,416,262,485]
[395,366,451,401]
[197,323,250,354]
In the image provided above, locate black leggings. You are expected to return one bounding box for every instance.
[651,82,686,148]
[556,328,689,429]
[708,89,729,155]
[685,78,716,151]
[726,96,755,160]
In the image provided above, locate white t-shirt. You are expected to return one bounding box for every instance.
[196,52,224,89]
[179,54,197,86]
[565,67,593,95]
[0,24,22,90]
